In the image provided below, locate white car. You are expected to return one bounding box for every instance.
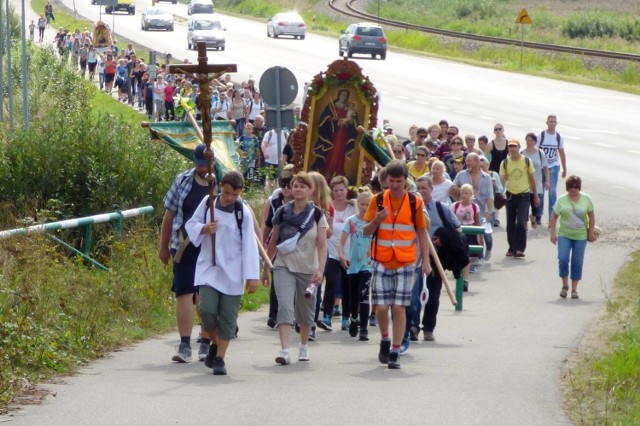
[267,12,306,40]
[141,7,174,31]
[187,14,226,51]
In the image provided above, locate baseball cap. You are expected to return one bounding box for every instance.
[194,144,209,167]
[507,139,520,147]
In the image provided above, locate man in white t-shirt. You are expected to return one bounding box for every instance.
[211,92,230,120]
[536,114,567,223]
[153,75,167,122]
[261,128,289,173]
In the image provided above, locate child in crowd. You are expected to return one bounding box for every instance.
[338,187,374,341]
[451,184,480,290]
[185,171,260,376]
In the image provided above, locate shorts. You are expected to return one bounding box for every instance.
[371,261,416,306]
[171,246,199,296]
[199,285,241,340]
[88,62,97,72]
[105,72,115,83]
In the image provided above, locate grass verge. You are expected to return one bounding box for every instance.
[563,251,640,423]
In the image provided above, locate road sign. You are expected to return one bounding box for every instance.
[515,8,532,25]
[259,66,298,107]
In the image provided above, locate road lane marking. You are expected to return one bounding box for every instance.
[592,142,616,148]
[454,110,471,115]
[628,150,640,155]
[416,101,430,105]
[435,105,450,110]
[396,95,409,100]
[479,115,495,121]
[503,121,521,127]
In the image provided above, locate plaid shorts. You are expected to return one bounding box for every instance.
[371,261,417,306]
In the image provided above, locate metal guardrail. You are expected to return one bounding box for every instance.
[455,225,486,311]
[0,206,155,271]
[329,0,640,62]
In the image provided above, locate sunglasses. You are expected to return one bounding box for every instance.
[494,127,503,131]
[451,142,463,145]
[393,150,403,154]
[417,134,427,138]
[416,153,427,157]
[447,132,456,136]
[569,185,580,189]
[280,181,292,189]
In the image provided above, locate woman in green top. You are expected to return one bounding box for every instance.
[549,175,596,299]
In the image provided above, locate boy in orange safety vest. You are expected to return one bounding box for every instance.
[363,160,431,370]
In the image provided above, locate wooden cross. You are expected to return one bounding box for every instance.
[167,42,237,266]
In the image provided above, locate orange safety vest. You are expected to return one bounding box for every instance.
[372,191,417,264]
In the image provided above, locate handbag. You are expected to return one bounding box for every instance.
[276,207,315,255]
[494,192,507,210]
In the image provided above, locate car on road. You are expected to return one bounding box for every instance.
[188,0,214,15]
[266,12,306,39]
[155,0,177,4]
[338,22,387,60]
[141,7,174,31]
[103,0,135,15]
[187,14,225,51]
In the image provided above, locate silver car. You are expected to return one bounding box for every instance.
[338,22,387,60]
[188,0,214,15]
[187,14,225,51]
[267,12,306,40]
[141,7,174,31]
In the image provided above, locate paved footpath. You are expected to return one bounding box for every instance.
[0,226,631,425]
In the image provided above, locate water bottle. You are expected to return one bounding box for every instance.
[304,282,317,299]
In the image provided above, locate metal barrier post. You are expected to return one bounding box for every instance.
[455,225,487,311]
[83,223,93,254]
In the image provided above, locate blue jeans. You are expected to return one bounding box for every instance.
[405,268,422,330]
[541,165,560,220]
[505,192,530,253]
[557,236,587,280]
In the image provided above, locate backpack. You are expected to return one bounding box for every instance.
[204,196,245,240]
[372,191,418,260]
[452,201,479,225]
[501,156,530,175]
[434,201,469,278]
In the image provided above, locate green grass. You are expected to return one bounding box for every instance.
[564,251,640,424]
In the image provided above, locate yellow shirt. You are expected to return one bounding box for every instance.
[407,161,429,179]
[499,155,535,194]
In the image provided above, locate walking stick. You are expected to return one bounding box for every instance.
[427,234,457,307]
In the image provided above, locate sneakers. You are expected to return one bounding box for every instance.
[423,331,435,341]
[341,318,349,331]
[409,326,419,342]
[369,314,378,327]
[378,340,391,364]
[298,344,310,361]
[308,327,316,342]
[469,265,478,274]
[333,305,341,317]
[198,342,209,362]
[204,343,218,368]
[399,338,410,355]
[358,328,369,341]
[463,280,469,292]
[388,351,401,369]
[348,319,359,337]
[211,356,227,375]
[275,350,291,365]
[171,343,192,363]
[316,314,332,331]
[267,317,277,329]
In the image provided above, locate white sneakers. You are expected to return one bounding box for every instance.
[275,350,291,365]
[275,345,310,365]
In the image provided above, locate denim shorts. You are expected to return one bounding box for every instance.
[371,262,416,306]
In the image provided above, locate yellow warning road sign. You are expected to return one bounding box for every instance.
[515,8,532,24]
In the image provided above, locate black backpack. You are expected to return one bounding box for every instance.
[204,196,245,239]
[434,202,469,279]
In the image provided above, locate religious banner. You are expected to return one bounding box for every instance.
[290,58,379,187]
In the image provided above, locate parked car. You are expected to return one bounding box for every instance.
[338,22,387,60]
[104,0,135,15]
[188,0,214,15]
[266,12,305,39]
[187,14,225,51]
[141,7,174,31]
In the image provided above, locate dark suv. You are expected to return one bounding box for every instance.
[338,23,387,60]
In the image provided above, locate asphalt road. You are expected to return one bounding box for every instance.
[4,2,640,424]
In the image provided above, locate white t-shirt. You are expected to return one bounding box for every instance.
[537,131,564,168]
[262,130,288,165]
[432,180,453,205]
[327,203,356,260]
